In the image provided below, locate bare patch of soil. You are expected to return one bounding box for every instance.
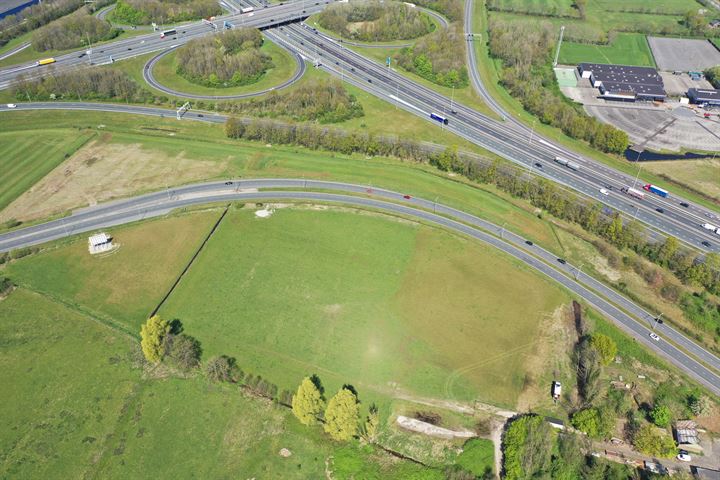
[0,140,227,222]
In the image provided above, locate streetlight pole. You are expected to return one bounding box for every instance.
[529,119,536,145]
[433,196,439,213]
[632,150,643,189]
[500,222,507,239]
[575,263,584,280]
[652,313,663,330]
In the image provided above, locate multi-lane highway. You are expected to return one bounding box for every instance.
[0,178,718,395]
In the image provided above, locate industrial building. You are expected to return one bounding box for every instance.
[688,88,720,106]
[578,63,666,102]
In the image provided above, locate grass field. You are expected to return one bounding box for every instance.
[644,158,720,203]
[0,129,95,212]
[5,210,223,331]
[157,207,568,407]
[150,40,298,96]
[558,33,656,67]
[0,288,441,479]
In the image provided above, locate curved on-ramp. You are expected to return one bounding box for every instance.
[0,178,718,396]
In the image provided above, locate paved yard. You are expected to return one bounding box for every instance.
[648,37,720,72]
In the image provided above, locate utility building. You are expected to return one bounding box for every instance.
[88,233,114,255]
[578,63,666,102]
[688,88,720,106]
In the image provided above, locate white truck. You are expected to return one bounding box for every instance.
[702,223,718,232]
[552,381,561,399]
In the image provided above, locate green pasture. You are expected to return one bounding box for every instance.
[559,33,655,67]
[0,129,94,212]
[158,207,567,407]
[0,288,439,479]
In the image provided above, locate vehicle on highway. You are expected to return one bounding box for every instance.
[599,188,609,195]
[525,240,533,246]
[553,156,580,171]
[677,451,691,462]
[702,241,712,248]
[160,29,177,39]
[224,181,233,185]
[430,112,448,125]
[702,223,718,232]
[643,184,669,198]
[656,207,664,214]
[6,103,16,108]
[680,202,689,208]
[557,258,566,264]
[649,332,660,342]
[622,187,645,200]
[241,6,254,12]
[37,58,55,66]
[403,194,411,199]
[534,162,542,168]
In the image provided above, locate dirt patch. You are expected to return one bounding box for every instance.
[0,140,227,222]
[516,304,576,412]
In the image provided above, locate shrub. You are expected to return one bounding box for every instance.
[318,1,433,42]
[590,333,617,365]
[205,355,237,382]
[632,424,676,457]
[649,404,672,428]
[395,24,468,88]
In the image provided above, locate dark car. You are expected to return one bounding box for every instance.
[525,240,533,246]
[656,207,664,213]
[680,202,689,208]
[702,241,712,248]
[197,114,204,117]
[78,53,86,58]
[534,162,542,168]
[224,181,233,185]
[403,195,411,199]
[557,258,566,265]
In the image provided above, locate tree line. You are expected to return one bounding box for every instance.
[217,80,364,123]
[411,0,461,22]
[318,0,434,43]
[395,24,468,88]
[12,67,155,103]
[176,28,273,88]
[111,0,222,25]
[486,0,582,20]
[32,10,121,52]
[0,0,113,48]
[488,19,629,154]
[705,66,720,89]
[223,117,720,299]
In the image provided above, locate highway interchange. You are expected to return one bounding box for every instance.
[0,0,719,394]
[0,179,719,395]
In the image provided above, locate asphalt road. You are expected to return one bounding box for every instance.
[0,41,31,62]
[1,178,718,395]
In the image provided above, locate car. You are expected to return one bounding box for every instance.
[702,241,712,248]
[557,258,566,265]
[525,240,533,246]
[656,207,664,213]
[600,188,609,196]
[224,181,233,185]
[403,195,411,199]
[78,53,86,58]
[605,185,613,191]
[680,202,689,208]
[127,47,132,50]
[534,162,542,168]
[197,114,204,117]
[649,332,660,342]
[677,451,691,462]
[450,109,457,114]
[6,103,16,108]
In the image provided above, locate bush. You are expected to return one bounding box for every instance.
[571,407,614,439]
[166,334,202,372]
[590,333,617,365]
[649,404,672,428]
[318,1,434,42]
[176,28,273,88]
[33,11,120,51]
[679,292,720,334]
[632,424,676,457]
[111,0,221,25]
[0,277,13,295]
[9,246,38,259]
[503,415,553,480]
[395,24,468,88]
[205,355,237,382]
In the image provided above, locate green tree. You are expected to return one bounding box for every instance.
[324,387,360,441]
[633,424,676,457]
[590,333,617,365]
[362,403,380,443]
[650,404,672,428]
[166,334,202,372]
[604,215,624,246]
[656,236,679,267]
[140,315,171,363]
[571,408,601,437]
[292,376,325,426]
[503,415,553,480]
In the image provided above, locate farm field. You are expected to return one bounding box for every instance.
[0,288,438,479]
[150,40,297,96]
[0,129,94,212]
[643,158,720,204]
[558,33,655,67]
[158,207,569,407]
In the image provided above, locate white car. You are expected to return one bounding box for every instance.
[649,332,660,342]
[600,188,610,196]
[677,450,691,462]
[6,103,16,108]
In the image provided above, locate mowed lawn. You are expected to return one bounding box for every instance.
[160,208,568,407]
[559,33,656,66]
[0,129,94,212]
[0,289,436,479]
[5,210,222,332]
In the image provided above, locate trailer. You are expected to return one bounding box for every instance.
[554,156,569,166]
[643,184,669,198]
[241,6,254,13]
[623,187,645,199]
[566,161,580,171]
[703,223,718,231]
[37,58,55,66]
[160,29,176,38]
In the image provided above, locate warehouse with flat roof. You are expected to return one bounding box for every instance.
[688,88,720,106]
[578,63,666,102]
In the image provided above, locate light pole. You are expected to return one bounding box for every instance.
[652,313,663,330]
[449,85,455,113]
[631,150,643,188]
[500,222,507,239]
[574,263,584,280]
[433,196,439,213]
[529,119,536,145]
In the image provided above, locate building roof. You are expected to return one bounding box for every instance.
[689,88,720,102]
[88,233,111,246]
[579,63,666,98]
[675,420,699,445]
[693,467,720,480]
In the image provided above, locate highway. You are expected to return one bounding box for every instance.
[0,178,718,395]
[0,0,718,254]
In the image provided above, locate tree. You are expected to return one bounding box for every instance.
[324,387,360,441]
[292,376,325,426]
[571,407,614,439]
[656,236,679,267]
[167,334,202,372]
[633,424,676,457]
[362,403,380,443]
[503,415,553,480]
[140,315,171,363]
[205,355,236,382]
[590,333,617,365]
[650,404,672,428]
